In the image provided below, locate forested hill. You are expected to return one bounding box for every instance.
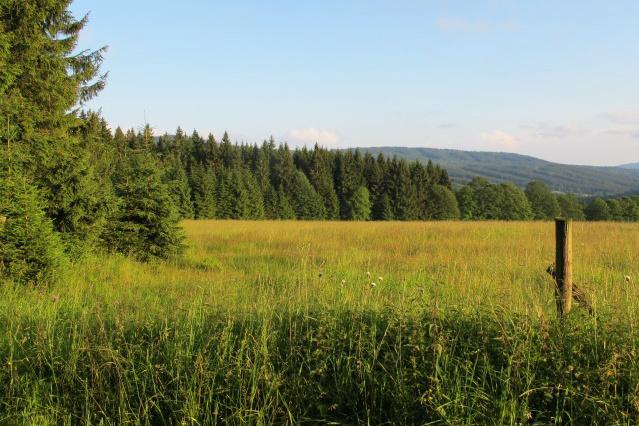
[359,147,639,196]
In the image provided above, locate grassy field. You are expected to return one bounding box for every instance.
[1,220,639,424]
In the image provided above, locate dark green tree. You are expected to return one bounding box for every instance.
[585,198,610,221]
[456,186,476,220]
[606,199,624,221]
[427,185,460,220]
[556,194,585,220]
[525,181,560,220]
[190,163,216,219]
[163,156,194,219]
[349,186,372,221]
[289,171,326,220]
[103,151,183,260]
[0,165,64,285]
[499,184,533,220]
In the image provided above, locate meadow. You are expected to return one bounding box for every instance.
[1,220,639,425]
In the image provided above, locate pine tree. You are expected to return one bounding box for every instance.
[0,1,109,257]
[189,163,216,219]
[0,163,64,286]
[372,193,394,221]
[103,150,183,260]
[242,170,265,219]
[275,185,296,219]
[349,186,372,221]
[389,159,418,220]
[289,171,326,219]
[309,145,339,219]
[227,169,251,219]
[164,156,195,219]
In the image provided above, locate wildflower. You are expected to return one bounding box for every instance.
[625,275,632,283]
[341,279,346,285]
[370,282,377,288]
[378,276,384,282]
[366,271,371,277]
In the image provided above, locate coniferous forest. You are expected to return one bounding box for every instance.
[2,0,639,287]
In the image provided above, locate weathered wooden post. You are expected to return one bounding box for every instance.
[555,218,573,316]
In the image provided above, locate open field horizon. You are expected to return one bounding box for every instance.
[2,220,639,424]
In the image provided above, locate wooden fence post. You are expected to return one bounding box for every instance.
[555,218,573,316]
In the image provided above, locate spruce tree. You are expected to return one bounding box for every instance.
[189,163,216,219]
[243,170,265,219]
[103,150,183,260]
[309,145,339,219]
[0,1,110,257]
[275,185,296,219]
[0,162,64,286]
[349,186,372,221]
[164,156,195,219]
[289,171,326,220]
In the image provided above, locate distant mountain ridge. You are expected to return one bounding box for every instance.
[619,162,639,170]
[357,147,639,196]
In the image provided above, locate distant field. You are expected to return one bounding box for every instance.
[2,221,639,424]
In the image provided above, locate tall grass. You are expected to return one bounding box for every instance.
[1,221,639,424]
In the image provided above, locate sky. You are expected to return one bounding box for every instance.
[70,0,639,166]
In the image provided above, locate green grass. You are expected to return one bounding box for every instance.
[1,220,639,424]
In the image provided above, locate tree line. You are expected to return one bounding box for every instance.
[2,1,639,288]
[88,123,639,225]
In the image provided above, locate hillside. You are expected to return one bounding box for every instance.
[359,147,639,196]
[619,162,639,170]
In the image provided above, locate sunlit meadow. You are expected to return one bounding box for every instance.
[2,221,639,424]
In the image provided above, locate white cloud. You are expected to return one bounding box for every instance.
[602,128,639,139]
[286,128,341,148]
[601,111,639,125]
[480,130,520,150]
[521,122,587,139]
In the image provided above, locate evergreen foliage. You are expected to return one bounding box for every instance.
[103,150,183,260]
[0,166,64,286]
[349,186,372,221]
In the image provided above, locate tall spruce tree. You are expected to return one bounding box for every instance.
[0,1,111,258]
[189,163,216,219]
[0,154,65,285]
[309,145,339,219]
[164,155,195,219]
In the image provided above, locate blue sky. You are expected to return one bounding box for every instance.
[71,0,639,166]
